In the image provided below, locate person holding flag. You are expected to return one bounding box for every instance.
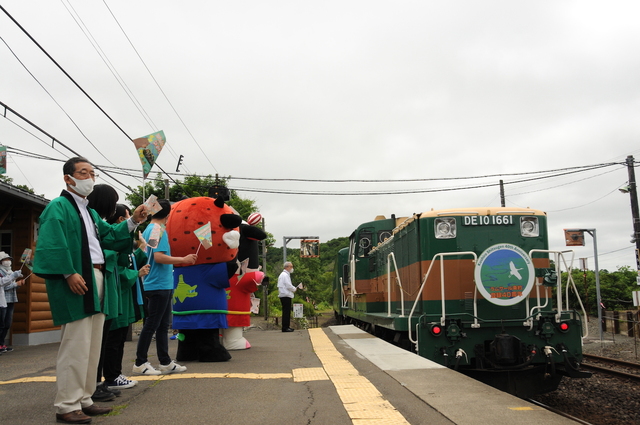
[0,251,25,353]
[133,199,196,376]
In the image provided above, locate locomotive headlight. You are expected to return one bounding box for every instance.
[559,322,570,333]
[435,218,456,239]
[520,216,539,237]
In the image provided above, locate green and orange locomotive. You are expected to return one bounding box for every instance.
[332,207,590,397]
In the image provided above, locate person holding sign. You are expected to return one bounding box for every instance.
[33,157,148,424]
[133,199,196,376]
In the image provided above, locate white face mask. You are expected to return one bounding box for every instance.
[290,268,294,273]
[1,260,10,268]
[67,175,95,197]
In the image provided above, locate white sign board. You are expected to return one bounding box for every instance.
[293,303,304,318]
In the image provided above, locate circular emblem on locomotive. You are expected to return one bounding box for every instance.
[474,243,535,306]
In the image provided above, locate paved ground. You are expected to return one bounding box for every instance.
[0,322,577,425]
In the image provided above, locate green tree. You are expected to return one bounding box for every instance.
[260,237,349,317]
[125,173,262,223]
[0,174,39,195]
[564,266,637,315]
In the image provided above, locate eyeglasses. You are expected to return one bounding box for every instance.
[73,171,99,179]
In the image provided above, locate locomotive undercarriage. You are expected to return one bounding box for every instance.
[337,311,589,398]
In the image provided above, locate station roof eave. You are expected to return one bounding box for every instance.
[0,180,50,208]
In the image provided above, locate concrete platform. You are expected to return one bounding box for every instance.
[0,324,576,424]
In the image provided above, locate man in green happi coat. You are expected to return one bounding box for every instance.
[34,157,148,424]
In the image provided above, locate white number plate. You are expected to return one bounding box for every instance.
[463,216,514,226]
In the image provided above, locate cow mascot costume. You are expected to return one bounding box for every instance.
[222,213,267,350]
[166,196,241,362]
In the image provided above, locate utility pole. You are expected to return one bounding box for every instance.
[261,217,269,320]
[499,179,505,207]
[625,155,640,279]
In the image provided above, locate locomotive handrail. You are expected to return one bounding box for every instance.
[339,277,349,308]
[528,249,589,339]
[558,251,589,339]
[349,256,358,309]
[386,253,405,317]
[407,251,477,345]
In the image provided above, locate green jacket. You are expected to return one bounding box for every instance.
[110,248,147,330]
[34,192,134,326]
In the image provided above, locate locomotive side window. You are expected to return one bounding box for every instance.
[520,216,539,237]
[434,217,456,239]
[357,229,373,257]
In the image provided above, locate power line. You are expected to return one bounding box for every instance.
[1,5,194,197]
[101,0,211,174]
[0,100,141,196]
[5,143,627,185]
[0,4,132,142]
[0,34,115,166]
[6,143,625,196]
[60,0,158,131]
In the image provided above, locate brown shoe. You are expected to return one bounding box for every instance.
[81,404,113,416]
[56,410,92,424]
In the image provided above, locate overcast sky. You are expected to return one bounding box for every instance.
[2,1,640,272]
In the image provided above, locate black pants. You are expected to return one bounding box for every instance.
[96,319,112,383]
[103,325,130,382]
[280,296,292,330]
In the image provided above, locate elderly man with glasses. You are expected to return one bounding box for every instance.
[34,156,148,424]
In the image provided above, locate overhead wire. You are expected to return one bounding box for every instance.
[60,0,158,132]
[0,5,191,197]
[0,5,132,146]
[0,33,116,166]
[102,0,212,175]
[5,144,628,196]
[60,0,188,173]
[0,100,142,196]
[0,5,634,201]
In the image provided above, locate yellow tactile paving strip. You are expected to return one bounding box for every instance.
[308,328,411,425]
[292,367,329,382]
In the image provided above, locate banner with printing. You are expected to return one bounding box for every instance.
[132,131,165,179]
[0,146,6,174]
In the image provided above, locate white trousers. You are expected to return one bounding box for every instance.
[54,269,105,414]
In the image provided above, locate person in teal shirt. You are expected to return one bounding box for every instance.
[133,199,196,376]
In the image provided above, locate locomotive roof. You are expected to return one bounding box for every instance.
[419,207,547,217]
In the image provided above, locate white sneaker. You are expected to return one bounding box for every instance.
[119,374,138,385]
[106,374,137,389]
[158,360,187,374]
[132,362,161,376]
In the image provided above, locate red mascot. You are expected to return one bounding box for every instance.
[222,213,267,350]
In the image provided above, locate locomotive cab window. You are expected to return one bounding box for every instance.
[342,264,350,285]
[357,229,373,257]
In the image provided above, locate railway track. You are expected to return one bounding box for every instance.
[527,398,595,425]
[582,353,640,382]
